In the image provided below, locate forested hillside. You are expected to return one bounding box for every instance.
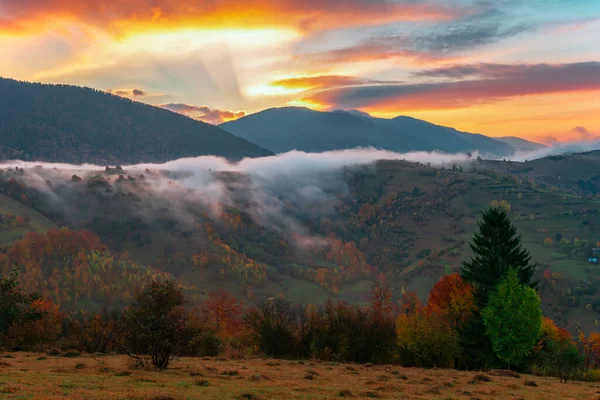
[0,78,272,164]
[221,107,516,156]
[0,152,598,334]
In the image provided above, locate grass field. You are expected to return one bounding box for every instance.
[0,193,58,245]
[0,352,598,399]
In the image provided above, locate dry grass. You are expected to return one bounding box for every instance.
[0,352,598,399]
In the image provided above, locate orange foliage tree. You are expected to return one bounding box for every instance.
[199,291,244,337]
[579,331,600,373]
[0,229,173,310]
[427,273,475,329]
[8,298,63,347]
[396,291,459,368]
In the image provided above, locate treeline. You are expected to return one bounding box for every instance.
[1,207,600,382]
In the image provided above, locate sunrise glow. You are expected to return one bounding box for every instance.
[1,0,599,142]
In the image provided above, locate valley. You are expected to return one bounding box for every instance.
[0,151,599,332]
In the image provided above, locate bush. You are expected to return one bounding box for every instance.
[244,299,295,357]
[118,281,195,370]
[186,331,222,357]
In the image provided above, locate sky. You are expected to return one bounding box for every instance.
[0,0,599,143]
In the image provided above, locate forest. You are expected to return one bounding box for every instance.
[0,78,272,164]
[1,207,600,383]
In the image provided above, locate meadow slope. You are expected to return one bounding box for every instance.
[0,352,597,400]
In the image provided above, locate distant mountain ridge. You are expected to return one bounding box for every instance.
[0,78,272,164]
[494,136,547,152]
[221,107,516,156]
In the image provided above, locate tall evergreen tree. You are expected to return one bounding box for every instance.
[461,206,535,306]
[459,206,536,370]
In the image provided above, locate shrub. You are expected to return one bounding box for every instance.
[244,299,295,357]
[118,281,195,370]
[186,331,222,357]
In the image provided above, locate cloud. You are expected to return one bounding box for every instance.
[301,2,533,67]
[536,127,599,146]
[0,0,459,34]
[107,88,148,98]
[302,62,600,111]
[305,44,460,66]
[571,126,599,141]
[414,63,526,79]
[266,75,403,93]
[160,103,246,125]
[416,21,531,54]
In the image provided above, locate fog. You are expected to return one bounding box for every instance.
[2,144,598,245]
[511,140,600,162]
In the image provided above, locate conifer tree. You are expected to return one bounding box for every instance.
[461,206,535,306]
[459,206,536,370]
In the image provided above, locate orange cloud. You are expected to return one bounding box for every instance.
[303,62,600,112]
[0,0,458,35]
[537,127,599,145]
[107,88,147,97]
[271,75,401,91]
[160,103,246,125]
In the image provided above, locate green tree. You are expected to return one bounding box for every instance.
[118,281,195,370]
[482,269,542,368]
[461,207,535,306]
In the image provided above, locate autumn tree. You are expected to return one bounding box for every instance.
[199,291,244,337]
[7,297,62,347]
[371,274,394,317]
[67,309,120,354]
[579,331,600,377]
[482,269,542,368]
[118,281,195,370]
[0,271,48,347]
[397,291,459,368]
[534,319,582,383]
[427,273,475,329]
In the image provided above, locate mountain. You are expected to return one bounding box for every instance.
[0,78,273,164]
[495,136,547,152]
[221,107,515,156]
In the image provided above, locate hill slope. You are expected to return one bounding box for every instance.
[0,78,273,164]
[495,136,547,152]
[221,107,515,156]
[1,151,599,330]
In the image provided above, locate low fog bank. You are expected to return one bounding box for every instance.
[1,144,598,245]
[511,140,600,162]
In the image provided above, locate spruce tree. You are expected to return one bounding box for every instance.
[461,206,535,306]
[459,206,536,370]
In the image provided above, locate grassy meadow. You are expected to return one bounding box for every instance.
[0,352,598,399]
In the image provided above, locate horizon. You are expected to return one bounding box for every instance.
[1,0,599,144]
